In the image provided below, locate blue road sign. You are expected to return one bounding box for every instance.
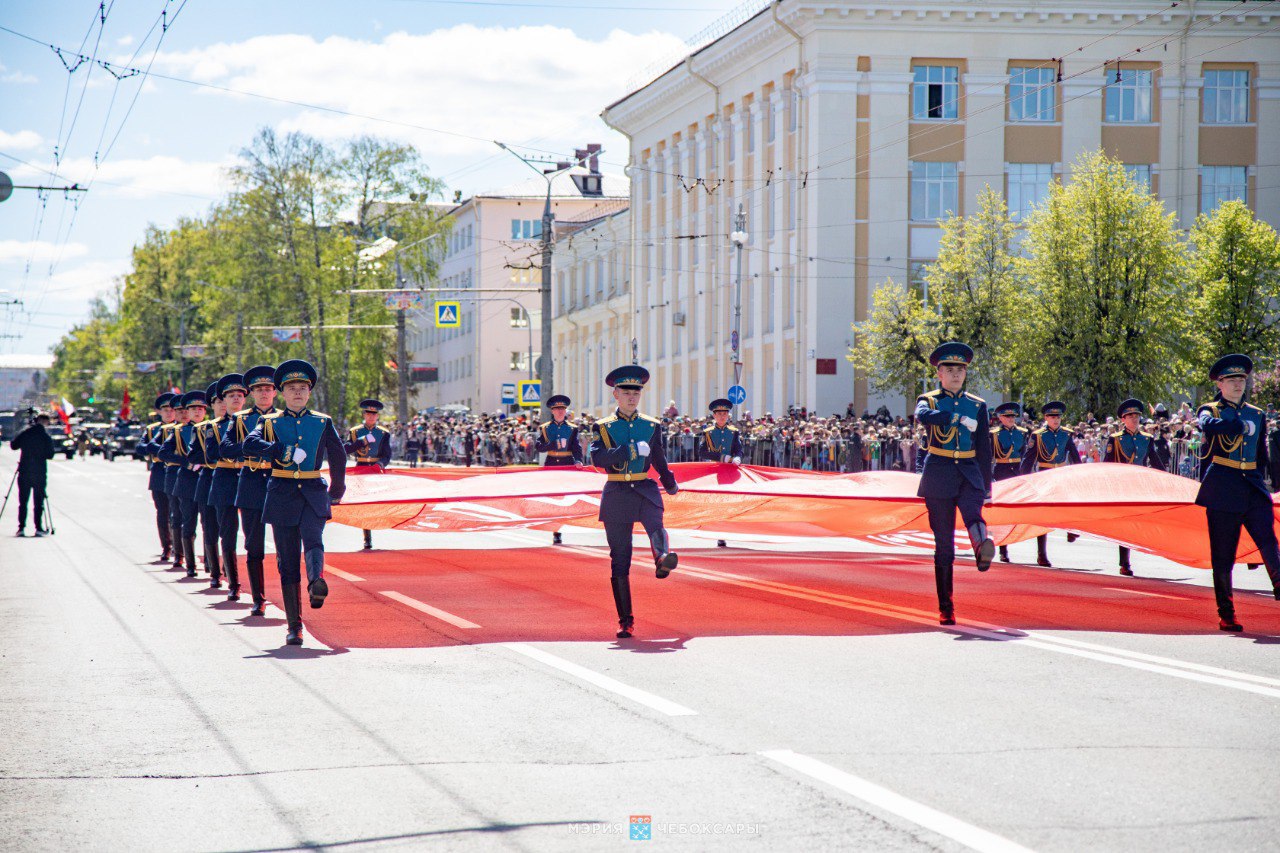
[435,301,460,328]
[517,380,542,408]
[501,383,516,405]
[727,385,746,405]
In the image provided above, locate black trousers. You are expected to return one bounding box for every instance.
[178,495,199,537]
[216,503,240,590]
[270,505,327,586]
[924,480,986,612]
[199,502,220,577]
[151,490,170,548]
[603,501,666,578]
[239,506,267,564]
[16,476,46,530]
[1206,494,1280,619]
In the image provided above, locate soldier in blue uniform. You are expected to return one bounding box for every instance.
[344,397,392,550]
[244,359,347,646]
[193,382,224,588]
[209,373,248,601]
[535,394,583,545]
[220,365,277,616]
[159,390,207,578]
[156,392,186,570]
[137,392,177,562]
[698,397,744,548]
[913,342,994,626]
[989,402,1026,563]
[1103,398,1166,576]
[589,365,679,639]
[1019,401,1082,567]
[1195,354,1280,631]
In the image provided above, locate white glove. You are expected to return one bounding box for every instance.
[721,454,731,463]
[635,440,650,457]
[959,416,979,432]
[292,447,307,464]
[365,433,376,444]
[732,456,742,464]
[1243,420,1256,436]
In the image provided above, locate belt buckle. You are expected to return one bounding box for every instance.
[293,470,299,480]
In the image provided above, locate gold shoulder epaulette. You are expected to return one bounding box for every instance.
[309,410,330,420]
[1245,403,1264,414]
[595,415,617,426]
[637,413,661,424]
[1033,427,1048,435]
[234,408,253,418]
[919,389,941,399]
[1110,430,1125,439]
[964,391,986,404]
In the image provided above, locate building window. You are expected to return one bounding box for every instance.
[1203,69,1249,124]
[787,88,798,133]
[1006,163,1053,220]
[746,108,755,154]
[912,65,959,120]
[910,161,959,221]
[510,351,530,372]
[1008,66,1056,122]
[1201,166,1247,213]
[766,99,776,143]
[727,118,736,162]
[1104,68,1153,123]
[1124,164,1153,191]
[510,307,528,328]
[511,219,542,240]
[595,257,605,298]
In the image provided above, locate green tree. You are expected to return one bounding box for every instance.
[1014,150,1189,413]
[1186,199,1280,385]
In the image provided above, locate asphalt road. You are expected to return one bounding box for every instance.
[2,453,1279,853]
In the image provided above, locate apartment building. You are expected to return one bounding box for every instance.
[600,0,1279,416]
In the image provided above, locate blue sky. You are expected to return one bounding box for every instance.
[0,0,743,354]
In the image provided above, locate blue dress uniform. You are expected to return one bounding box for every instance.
[989,402,1027,564]
[156,394,185,569]
[244,359,347,646]
[1195,354,1280,631]
[159,390,207,578]
[697,398,745,463]
[1018,400,1082,566]
[1103,398,1167,575]
[344,397,392,551]
[209,373,248,601]
[137,392,176,561]
[534,394,583,546]
[221,365,277,615]
[589,365,679,639]
[913,342,994,624]
[193,382,224,588]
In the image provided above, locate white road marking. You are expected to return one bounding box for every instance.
[760,750,1035,853]
[503,642,697,717]
[1102,586,1188,600]
[378,590,480,629]
[325,566,365,582]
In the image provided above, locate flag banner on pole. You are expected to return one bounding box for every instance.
[119,386,131,421]
[272,328,302,343]
[135,361,157,373]
[326,463,1263,570]
[112,371,128,380]
[179,344,207,358]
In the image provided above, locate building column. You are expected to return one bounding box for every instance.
[963,64,1008,211]
[1159,74,1202,227]
[1061,58,1103,172]
[1254,68,1280,226]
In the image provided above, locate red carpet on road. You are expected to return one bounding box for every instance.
[237,548,1280,650]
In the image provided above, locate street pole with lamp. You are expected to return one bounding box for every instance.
[729,203,748,421]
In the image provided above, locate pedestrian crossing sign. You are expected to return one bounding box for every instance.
[435,301,461,328]
[517,380,541,408]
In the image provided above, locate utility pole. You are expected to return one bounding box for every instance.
[395,257,410,425]
[178,313,188,391]
[729,203,748,421]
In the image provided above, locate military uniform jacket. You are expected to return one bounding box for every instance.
[158,421,202,500]
[207,414,241,508]
[138,420,170,492]
[1019,427,1082,475]
[193,419,220,504]
[1195,396,1271,511]
[156,423,185,497]
[244,407,347,526]
[220,406,276,511]
[990,425,1028,481]
[1102,428,1165,470]
[698,424,744,461]
[535,420,583,467]
[589,410,676,522]
[345,424,392,469]
[913,388,992,498]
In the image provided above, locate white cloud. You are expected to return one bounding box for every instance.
[116,34,134,47]
[0,240,89,265]
[1,71,38,84]
[41,257,132,301]
[0,129,43,150]
[147,25,687,177]
[8,155,232,200]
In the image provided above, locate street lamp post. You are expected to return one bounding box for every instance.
[729,203,748,421]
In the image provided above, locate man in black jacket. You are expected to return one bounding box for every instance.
[9,411,55,536]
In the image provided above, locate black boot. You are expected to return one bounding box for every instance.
[282,583,304,645]
[998,545,1010,563]
[649,528,678,579]
[611,576,634,638]
[183,535,198,578]
[717,539,728,548]
[206,537,222,588]
[1036,534,1052,568]
[158,516,171,561]
[248,559,266,616]
[222,540,240,601]
[363,529,373,550]
[306,550,328,609]
[170,523,184,568]
[1119,546,1134,576]
[967,522,994,572]
[1219,613,1244,632]
[552,530,562,545]
[935,560,955,624]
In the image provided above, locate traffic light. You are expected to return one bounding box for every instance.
[87,395,96,404]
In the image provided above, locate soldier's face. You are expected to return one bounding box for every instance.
[159,405,174,423]
[998,413,1015,428]
[1217,375,1246,403]
[212,399,226,419]
[613,386,641,413]
[550,406,567,423]
[282,380,310,411]
[938,364,966,392]
[187,405,207,422]
[714,411,729,427]
[1121,412,1140,431]
[223,390,246,412]
[363,412,378,428]
[250,384,276,410]
[1045,415,1062,429]
[175,408,190,424]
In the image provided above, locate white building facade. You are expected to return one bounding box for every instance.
[601,0,1280,417]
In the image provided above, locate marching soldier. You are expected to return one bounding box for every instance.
[989,402,1027,564]
[193,382,224,588]
[698,397,744,548]
[244,359,347,647]
[534,394,583,545]
[1019,401,1082,566]
[589,365,680,639]
[345,397,392,550]
[914,342,995,626]
[1195,354,1280,631]
[160,390,207,578]
[220,365,276,616]
[160,391,187,572]
[1103,398,1166,576]
[138,392,177,561]
[209,373,248,601]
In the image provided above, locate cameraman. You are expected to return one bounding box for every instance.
[9,411,55,536]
